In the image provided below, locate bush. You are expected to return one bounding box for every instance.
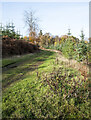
[39,66,90,119]
[61,37,88,62]
[61,38,76,59]
[75,40,88,62]
[2,37,39,57]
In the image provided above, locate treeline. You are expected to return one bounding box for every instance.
[27,29,89,63]
[0,23,39,57]
[0,23,23,40]
[1,23,90,64]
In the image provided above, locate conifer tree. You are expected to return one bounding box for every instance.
[80,30,85,41]
[67,28,71,36]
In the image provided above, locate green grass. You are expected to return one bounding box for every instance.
[2,50,90,119]
[2,50,51,67]
[2,50,55,89]
[2,50,57,118]
[2,53,35,67]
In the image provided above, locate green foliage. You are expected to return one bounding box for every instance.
[54,44,62,51]
[61,37,88,62]
[41,66,89,118]
[39,29,89,63]
[44,44,62,51]
[61,37,76,59]
[67,28,71,36]
[75,40,88,62]
[1,22,21,39]
[80,30,85,41]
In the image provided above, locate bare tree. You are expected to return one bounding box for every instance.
[24,9,39,37]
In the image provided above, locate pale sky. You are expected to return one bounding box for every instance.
[1,1,89,39]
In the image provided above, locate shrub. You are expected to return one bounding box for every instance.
[2,37,39,57]
[61,38,76,59]
[75,40,88,62]
[61,37,88,62]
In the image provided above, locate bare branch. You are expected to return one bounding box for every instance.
[24,9,39,36]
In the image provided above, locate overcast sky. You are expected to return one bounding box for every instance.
[1,1,89,39]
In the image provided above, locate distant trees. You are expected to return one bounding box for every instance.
[37,29,79,49]
[38,32,54,47]
[36,28,88,63]
[60,30,88,62]
[0,22,21,39]
[24,9,39,43]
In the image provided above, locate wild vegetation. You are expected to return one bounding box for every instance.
[1,9,90,119]
[38,29,89,64]
[2,50,90,119]
[1,23,39,57]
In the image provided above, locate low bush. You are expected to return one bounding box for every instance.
[40,66,89,119]
[2,37,39,57]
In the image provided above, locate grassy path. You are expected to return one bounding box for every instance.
[2,50,58,118]
[2,50,55,89]
[2,49,90,119]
